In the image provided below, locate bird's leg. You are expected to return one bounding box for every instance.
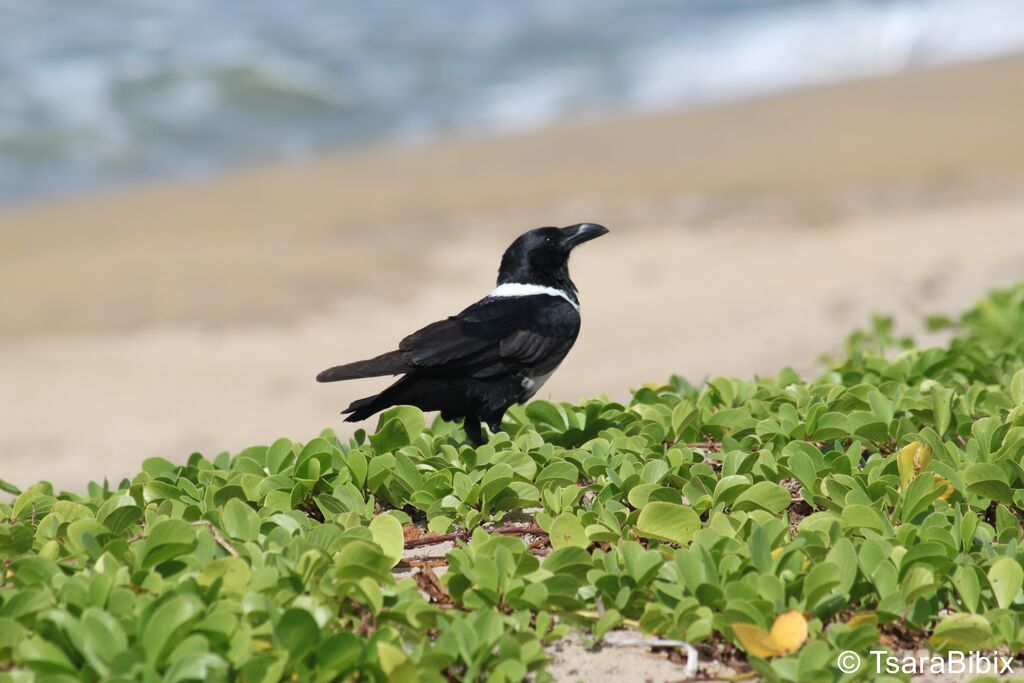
[486,417,503,438]
[463,417,485,446]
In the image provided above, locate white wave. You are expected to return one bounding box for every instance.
[626,0,1024,110]
[1,0,1023,203]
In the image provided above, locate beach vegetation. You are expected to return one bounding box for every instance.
[5,283,1024,681]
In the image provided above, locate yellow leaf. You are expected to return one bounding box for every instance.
[897,442,932,490]
[731,623,781,658]
[769,611,808,655]
[847,611,878,628]
[933,475,954,500]
[376,642,407,675]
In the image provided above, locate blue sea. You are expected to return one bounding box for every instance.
[1,0,1023,205]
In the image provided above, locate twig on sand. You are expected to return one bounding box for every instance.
[413,566,452,606]
[601,633,700,679]
[403,524,547,549]
[398,558,448,568]
[686,439,722,453]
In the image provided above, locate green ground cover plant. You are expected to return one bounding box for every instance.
[5,282,1024,682]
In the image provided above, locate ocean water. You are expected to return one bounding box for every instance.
[1,0,1023,205]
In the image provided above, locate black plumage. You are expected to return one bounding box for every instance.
[316,222,608,444]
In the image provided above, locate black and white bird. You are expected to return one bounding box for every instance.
[316,223,608,444]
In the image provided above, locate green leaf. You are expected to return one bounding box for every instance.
[536,461,579,488]
[0,523,34,555]
[542,546,594,580]
[932,387,952,435]
[841,505,885,532]
[480,463,514,502]
[96,495,143,534]
[987,557,1023,609]
[368,514,404,567]
[0,589,52,619]
[140,595,203,665]
[12,487,55,524]
[594,608,623,639]
[369,417,411,453]
[627,483,677,508]
[79,607,128,674]
[345,449,368,488]
[317,633,363,676]
[276,607,320,661]
[17,635,77,673]
[197,557,252,594]
[954,565,981,613]
[164,654,228,683]
[901,472,945,523]
[142,518,197,567]
[549,513,588,549]
[8,557,59,588]
[712,475,750,508]
[930,613,993,652]
[811,412,850,440]
[0,617,26,650]
[144,479,184,503]
[336,539,393,582]
[867,390,894,425]
[222,498,260,542]
[671,402,697,437]
[964,463,1013,504]
[1012,368,1024,405]
[142,456,179,477]
[803,562,841,609]
[266,437,294,473]
[732,481,791,514]
[526,400,568,430]
[374,406,425,443]
[635,502,701,546]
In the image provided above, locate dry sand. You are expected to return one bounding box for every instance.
[2,54,1024,493]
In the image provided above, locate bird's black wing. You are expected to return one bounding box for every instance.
[398,295,580,376]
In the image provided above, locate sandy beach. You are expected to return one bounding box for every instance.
[2,54,1024,493]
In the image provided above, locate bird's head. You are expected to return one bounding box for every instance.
[497,223,609,291]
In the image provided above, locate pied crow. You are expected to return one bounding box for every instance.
[316,222,608,444]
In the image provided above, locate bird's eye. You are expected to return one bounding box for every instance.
[545,236,553,244]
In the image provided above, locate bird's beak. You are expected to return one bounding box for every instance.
[560,223,609,249]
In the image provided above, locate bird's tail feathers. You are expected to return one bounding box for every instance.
[341,375,455,423]
[316,350,407,382]
[342,395,382,422]
[341,380,411,422]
